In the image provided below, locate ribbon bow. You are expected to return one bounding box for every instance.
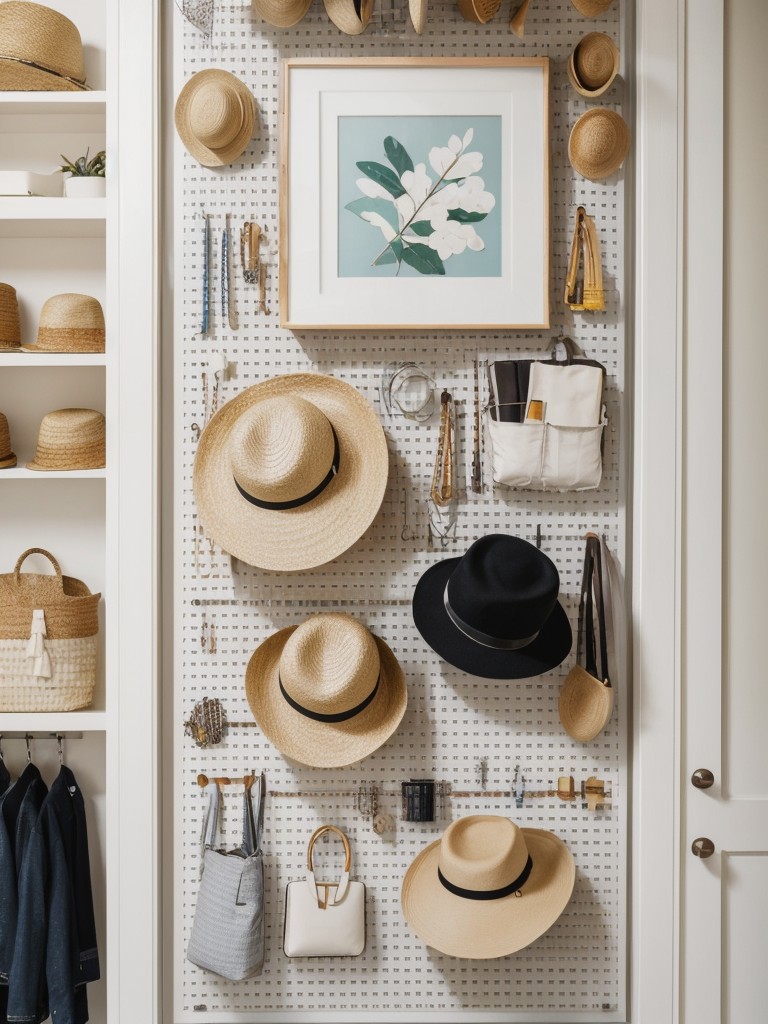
[25,609,52,679]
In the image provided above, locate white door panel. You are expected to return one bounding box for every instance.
[724,856,768,1021]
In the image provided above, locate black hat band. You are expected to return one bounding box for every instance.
[443,586,540,652]
[0,54,88,89]
[438,855,533,901]
[279,674,380,723]
[234,426,340,511]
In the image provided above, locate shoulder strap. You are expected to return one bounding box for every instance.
[577,535,610,684]
[199,783,220,875]
[591,540,610,685]
[242,772,265,856]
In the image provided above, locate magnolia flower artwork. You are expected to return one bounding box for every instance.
[339,121,502,279]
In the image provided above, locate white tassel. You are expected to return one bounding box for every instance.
[25,609,52,679]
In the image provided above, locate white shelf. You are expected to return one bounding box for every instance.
[0,92,107,115]
[0,197,106,220]
[0,710,109,732]
[0,352,107,367]
[0,468,106,479]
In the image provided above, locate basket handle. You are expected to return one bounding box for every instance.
[13,548,64,587]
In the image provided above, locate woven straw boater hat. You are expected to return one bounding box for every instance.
[0,413,17,469]
[402,815,575,959]
[0,2,87,91]
[174,69,256,167]
[194,373,388,571]
[324,0,374,34]
[571,0,615,16]
[409,0,427,33]
[27,409,105,471]
[252,0,314,28]
[0,283,21,351]
[569,108,629,181]
[568,32,619,98]
[23,293,105,354]
[246,613,407,768]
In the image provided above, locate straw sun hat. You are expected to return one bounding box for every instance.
[193,374,388,572]
[324,0,374,34]
[410,0,427,34]
[252,0,314,28]
[246,613,407,768]
[457,0,502,24]
[23,293,105,354]
[27,409,106,471]
[0,283,21,351]
[401,815,575,959]
[568,32,619,98]
[0,2,87,91]
[174,69,256,167]
[0,413,17,469]
[568,108,630,181]
[571,0,615,16]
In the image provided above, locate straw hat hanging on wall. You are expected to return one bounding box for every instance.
[569,108,629,181]
[252,0,314,27]
[24,294,105,354]
[571,0,615,17]
[457,0,503,24]
[0,284,21,351]
[0,414,17,470]
[410,0,427,34]
[324,0,374,34]
[0,2,87,91]
[27,409,106,472]
[174,69,256,167]
[568,32,619,98]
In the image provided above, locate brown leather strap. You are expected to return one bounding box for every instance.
[577,534,610,685]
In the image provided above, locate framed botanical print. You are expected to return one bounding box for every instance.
[280,58,550,331]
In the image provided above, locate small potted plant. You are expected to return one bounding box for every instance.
[60,148,106,198]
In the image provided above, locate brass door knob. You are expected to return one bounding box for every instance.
[691,837,715,859]
[691,768,715,789]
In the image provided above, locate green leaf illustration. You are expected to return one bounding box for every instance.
[408,220,433,236]
[345,196,400,233]
[384,137,414,178]
[401,243,445,276]
[447,209,488,224]
[373,238,404,267]
[356,160,406,198]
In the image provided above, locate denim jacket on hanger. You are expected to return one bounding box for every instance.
[8,765,99,1024]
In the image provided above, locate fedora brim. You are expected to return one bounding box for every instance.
[193,374,389,571]
[0,60,86,92]
[412,556,572,679]
[174,69,256,167]
[401,828,575,959]
[246,626,407,767]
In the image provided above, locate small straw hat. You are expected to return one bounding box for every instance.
[246,613,407,768]
[27,409,106,472]
[174,69,256,167]
[324,0,374,34]
[24,293,105,354]
[568,32,619,98]
[401,815,575,959]
[457,0,502,24]
[193,373,389,572]
[571,0,615,16]
[252,0,314,28]
[0,413,17,469]
[0,283,21,351]
[0,2,87,91]
[569,108,630,181]
[410,0,427,33]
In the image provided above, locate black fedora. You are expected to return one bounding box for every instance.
[412,535,572,679]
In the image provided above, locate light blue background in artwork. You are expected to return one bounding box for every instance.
[337,115,502,279]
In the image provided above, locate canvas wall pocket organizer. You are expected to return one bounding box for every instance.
[280,57,550,330]
[0,548,100,712]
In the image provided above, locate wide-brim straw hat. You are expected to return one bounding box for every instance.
[23,293,105,354]
[402,815,575,959]
[27,408,106,471]
[174,69,256,167]
[571,0,615,16]
[568,32,619,97]
[0,413,17,469]
[252,0,314,28]
[193,373,389,572]
[0,283,21,351]
[457,0,502,25]
[410,0,427,33]
[569,108,630,180]
[0,2,87,91]
[246,613,407,768]
[324,0,374,34]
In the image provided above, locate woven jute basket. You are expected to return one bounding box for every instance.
[25,293,105,354]
[0,548,100,712]
[0,283,21,351]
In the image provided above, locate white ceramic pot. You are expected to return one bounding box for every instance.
[64,176,106,198]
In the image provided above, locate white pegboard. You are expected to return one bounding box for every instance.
[172,1,630,1020]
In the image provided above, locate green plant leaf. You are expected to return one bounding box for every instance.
[373,238,404,267]
[408,220,434,237]
[401,243,445,276]
[383,137,414,178]
[345,197,400,234]
[447,209,488,224]
[356,160,406,198]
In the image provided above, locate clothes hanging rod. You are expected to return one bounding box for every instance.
[0,732,83,740]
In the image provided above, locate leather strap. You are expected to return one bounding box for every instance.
[443,586,539,651]
[438,856,533,901]
[234,427,340,511]
[279,675,379,723]
[577,535,610,685]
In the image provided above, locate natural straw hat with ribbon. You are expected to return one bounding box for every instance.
[324,0,374,34]
[174,69,256,167]
[568,32,619,98]
[252,0,314,28]
[23,293,105,354]
[571,0,615,16]
[246,613,407,768]
[401,815,575,959]
[0,2,88,91]
[0,413,17,470]
[193,373,389,571]
[0,284,21,351]
[27,409,106,472]
[568,108,629,181]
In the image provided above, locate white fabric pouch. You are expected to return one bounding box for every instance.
[525,361,603,426]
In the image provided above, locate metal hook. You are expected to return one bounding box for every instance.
[191,422,202,442]
[25,734,32,763]
[57,734,64,766]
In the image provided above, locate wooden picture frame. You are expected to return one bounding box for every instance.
[280,57,550,331]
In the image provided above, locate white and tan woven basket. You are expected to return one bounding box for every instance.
[0,548,100,712]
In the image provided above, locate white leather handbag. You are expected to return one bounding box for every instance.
[283,825,366,958]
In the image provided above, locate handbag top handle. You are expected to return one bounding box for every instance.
[307,824,352,873]
[577,534,611,687]
[200,772,265,865]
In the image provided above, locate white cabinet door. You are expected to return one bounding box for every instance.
[683,1,768,1020]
